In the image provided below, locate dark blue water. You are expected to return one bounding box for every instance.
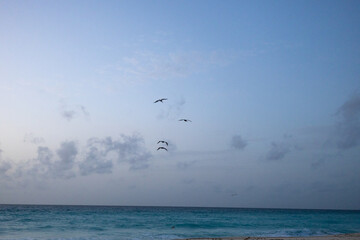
[0,205,359,240]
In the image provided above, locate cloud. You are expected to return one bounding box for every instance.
[266,134,301,161]
[79,145,113,176]
[80,105,90,117]
[61,110,76,121]
[55,141,78,177]
[231,135,248,150]
[28,141,78,179]
[0,161,11,175]
[2,133,151,182]
[23,133,45,145]
[60,101,90,121]
[79,134,152,175]
[266,142,291,161]
[335,93,360,150]
[0,149,12,175]
[26,147,53,177]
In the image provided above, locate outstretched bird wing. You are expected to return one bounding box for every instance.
[154,98,167,103]
[157,140,169,146]
[157,147,168,151]
[179,119,192,122]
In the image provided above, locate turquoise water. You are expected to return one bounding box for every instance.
[0,205,359,240]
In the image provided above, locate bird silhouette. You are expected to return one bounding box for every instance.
[154,98,167,103]
[157,140,169,146]
[157,147,168,151]
[179,119,192,122]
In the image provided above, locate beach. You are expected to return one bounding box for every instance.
[178,233,360,240]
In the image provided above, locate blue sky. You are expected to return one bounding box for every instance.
[0,0,360,209]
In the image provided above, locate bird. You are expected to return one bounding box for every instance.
[157,147,168,151]
[154,98,167,103]
[157,140,168,146]
[179,119,192,122]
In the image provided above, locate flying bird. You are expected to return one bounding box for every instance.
[179,119,192,122]
[157,147,168,151]
[157,140,169,146]
[154,98,167,103]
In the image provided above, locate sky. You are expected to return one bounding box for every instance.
[0,0,360,210]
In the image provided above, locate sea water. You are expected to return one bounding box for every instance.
[0,205,359,240]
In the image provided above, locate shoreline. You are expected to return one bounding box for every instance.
[177,233,360,240]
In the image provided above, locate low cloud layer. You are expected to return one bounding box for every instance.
[55,141,78,177]
[28,141,78,179]
[80,134,152,175]
[2,133,151,182]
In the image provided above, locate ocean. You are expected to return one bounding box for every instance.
[0,205,359,240]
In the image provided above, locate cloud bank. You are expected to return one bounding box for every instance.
[80,134,152,175]
[2,133,151,183]
[28,141,77,179]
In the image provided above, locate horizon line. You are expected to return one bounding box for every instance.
[0,203,358,211]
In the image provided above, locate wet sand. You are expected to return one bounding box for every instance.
[177,233,360,240]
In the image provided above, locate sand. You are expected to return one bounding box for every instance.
[177,233,360,240]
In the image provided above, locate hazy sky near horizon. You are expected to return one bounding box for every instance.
[1,0,360,209]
